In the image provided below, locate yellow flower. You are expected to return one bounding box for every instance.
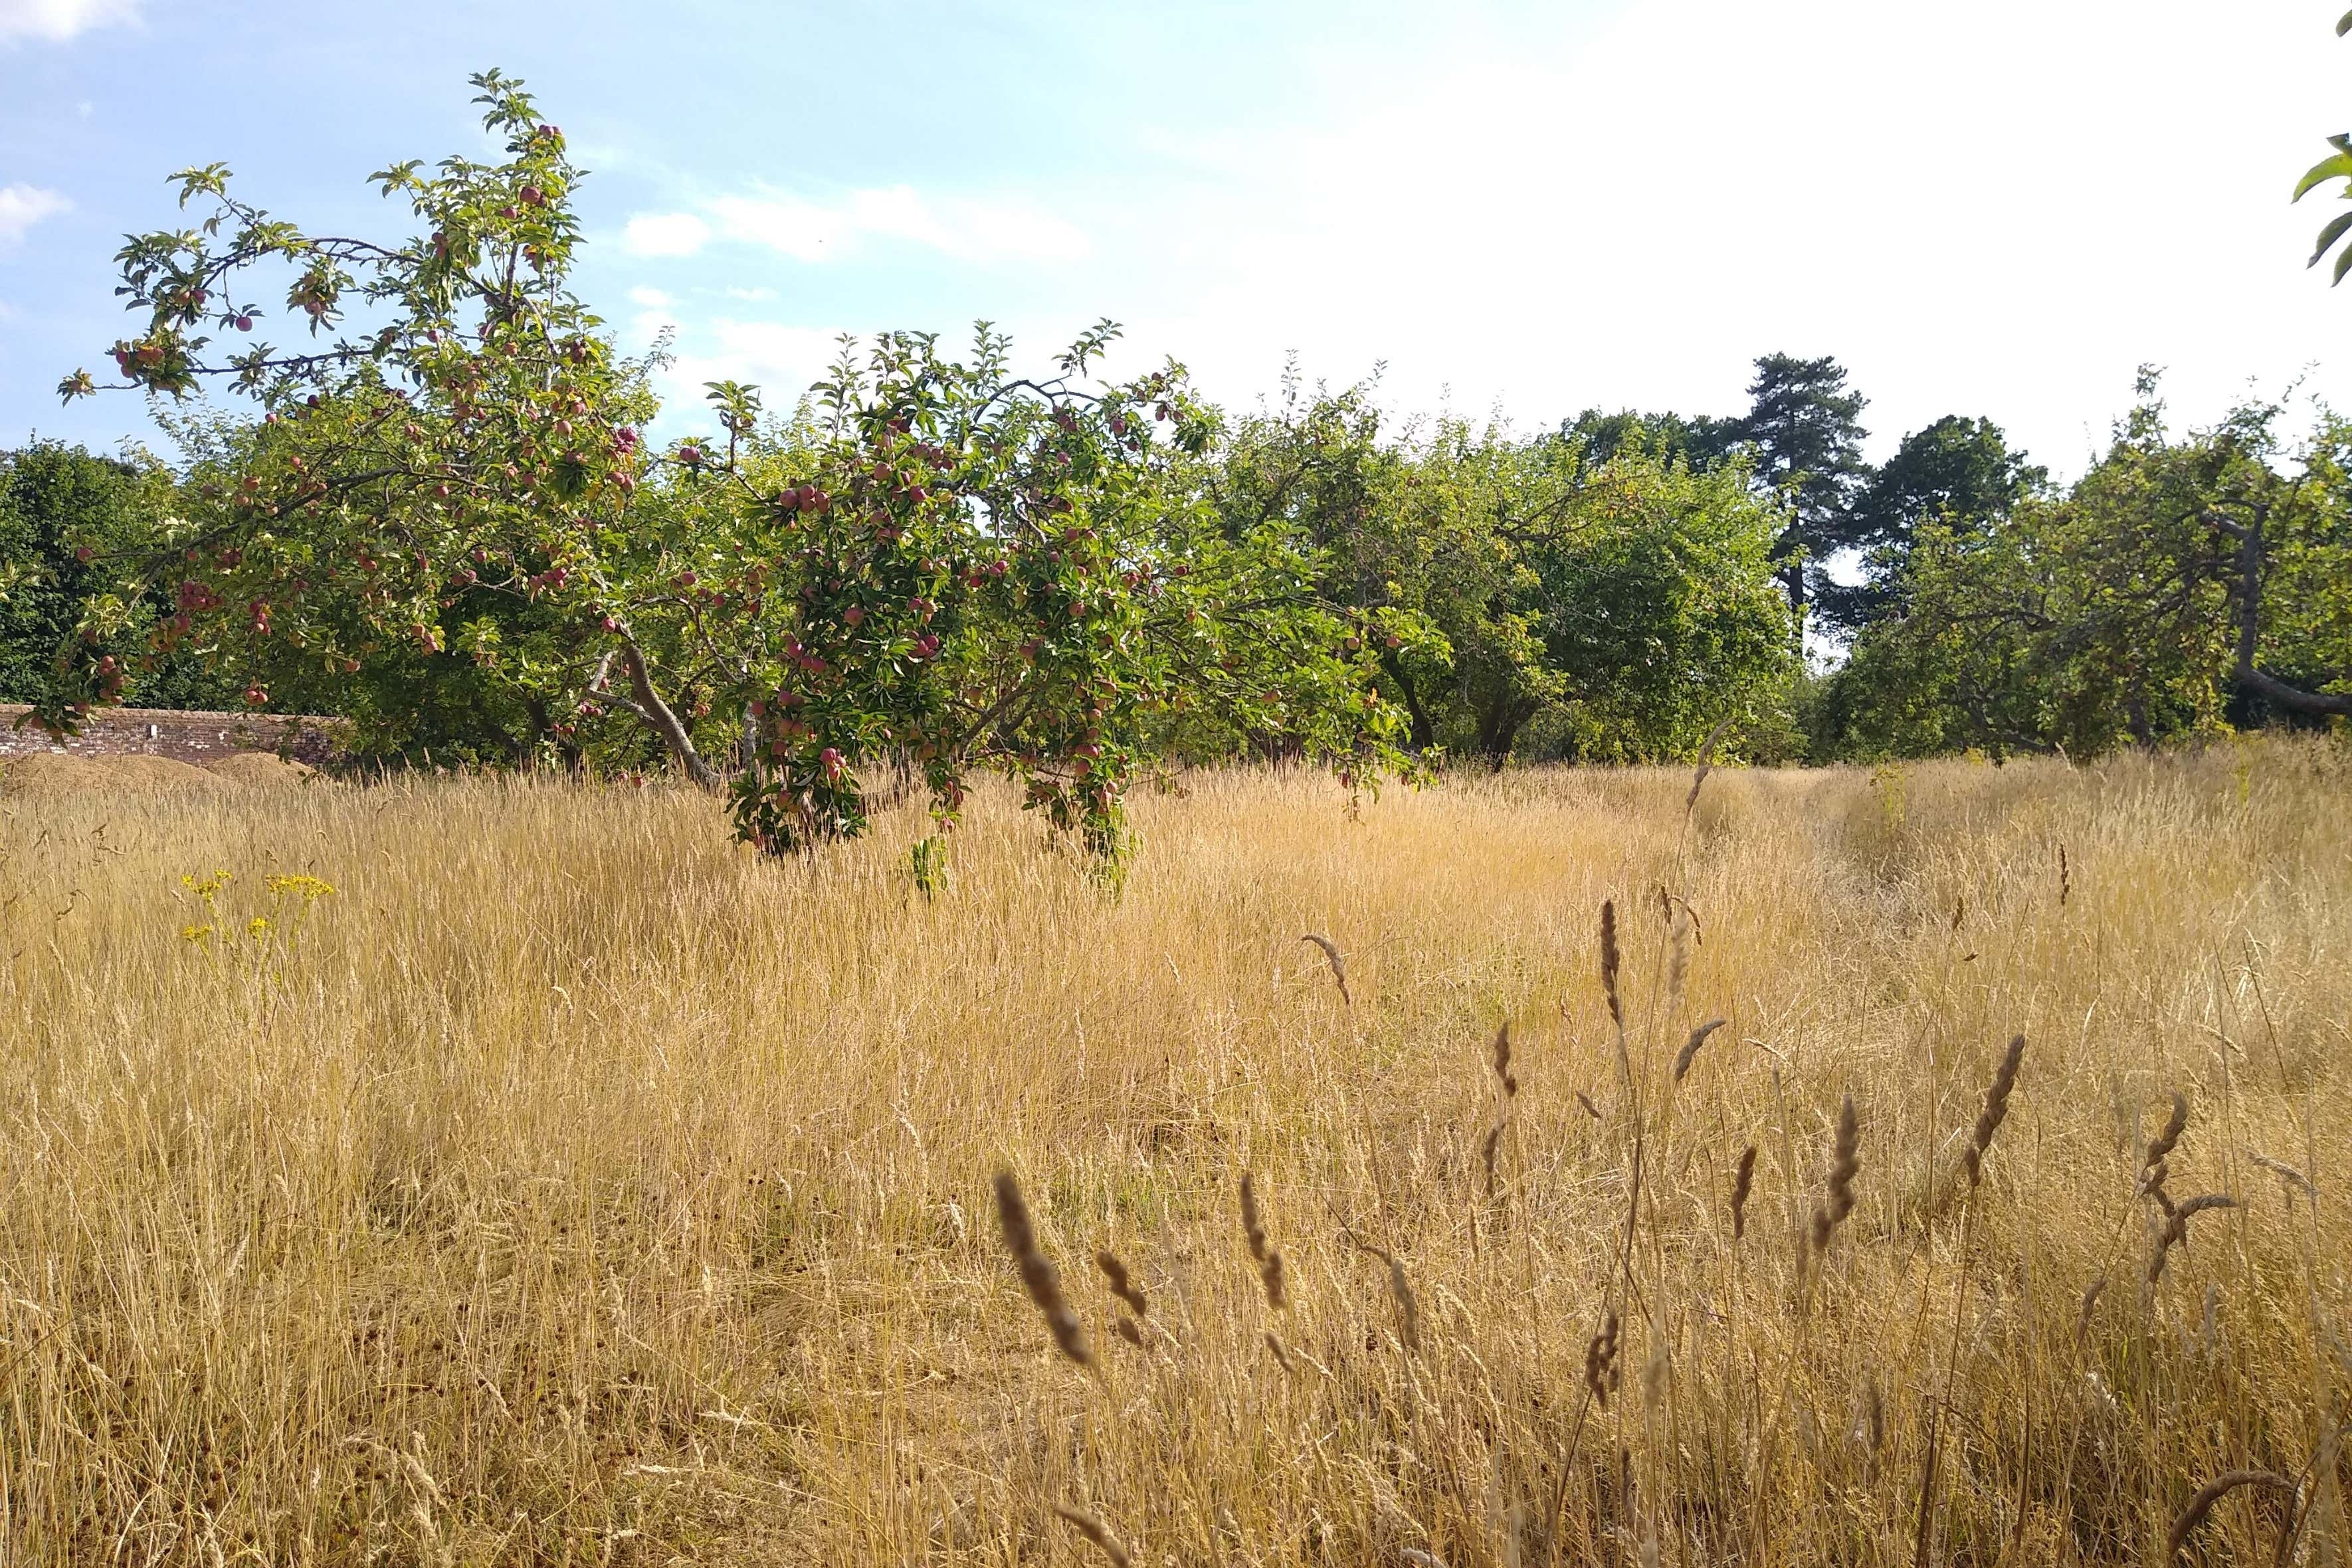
[264,874,338,902]
[247,916,272,939]
[180,924,214,943]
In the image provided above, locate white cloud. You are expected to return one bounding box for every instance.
[0,184,69,247]
[0,0,136,42]
[654,318,850,423]
[726,286,777,302]
[623,212,710,258]
[627,285,674,309]
[1095,0,2344,475]
[624,185,1090,268]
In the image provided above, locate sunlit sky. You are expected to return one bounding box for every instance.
[3,0,2346,475]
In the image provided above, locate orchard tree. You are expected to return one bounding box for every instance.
[1816,383,2351,759]
[58,72,1413,858]
[1218,384,1794,768]
[1189,369,1449,759]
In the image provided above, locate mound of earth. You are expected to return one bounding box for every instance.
[203,751,318,786]
[0,751,239,799]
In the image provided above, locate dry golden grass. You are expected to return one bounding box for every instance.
[1,741,2347,1565]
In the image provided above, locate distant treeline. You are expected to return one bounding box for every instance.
[12,353,2345,771]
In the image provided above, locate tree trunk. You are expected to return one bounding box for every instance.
[1475,694,1535,770]
[619,644,724,789]
[1381,650,1438,751]
[1780,557,1809,621]
[2222,506,2352,719]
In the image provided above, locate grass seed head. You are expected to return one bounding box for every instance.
[1731,1143,1757,1241]
[2142,1092,2189,1192]
[993,1171,1091,1367]
[2147,1193,2238,1284]
[1096,1250,1147,1318]
[1054,1505,1135,1568]
[1585,1311,1621,1409]
[1385,1252,1420,1351]
[1809,1094,1861,1256]
[1600,899,1622,1028]
[1300,933,1350,1007]
[2163,1470,2289,1565]
[1963,1033,2026,1187]
[1674,1018,1727,1086]
[1239,1173,1286,1310]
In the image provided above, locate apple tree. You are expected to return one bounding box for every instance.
[57,72,1413,858]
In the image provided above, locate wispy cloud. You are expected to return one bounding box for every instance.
[654,318,852,423]
[0,0,138,43]
[0,184,70,247]
[623,185,1089,266]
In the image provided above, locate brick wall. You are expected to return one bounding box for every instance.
[0,705,346,765]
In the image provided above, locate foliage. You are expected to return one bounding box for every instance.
[1814,382,2351,759]
[1557,407,1739,476]
[1816,414,2046,635]
[2294,9,2352,284]
[0,441,238,711]
[1213,380,1796,767]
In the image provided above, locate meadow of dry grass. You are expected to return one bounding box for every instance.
[1,741,2347,1565]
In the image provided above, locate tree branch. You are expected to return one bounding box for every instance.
[613,641,724,788]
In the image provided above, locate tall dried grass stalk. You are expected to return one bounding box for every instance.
[1,745,2343,1564]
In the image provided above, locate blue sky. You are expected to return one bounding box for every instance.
[3,0,2346,476]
